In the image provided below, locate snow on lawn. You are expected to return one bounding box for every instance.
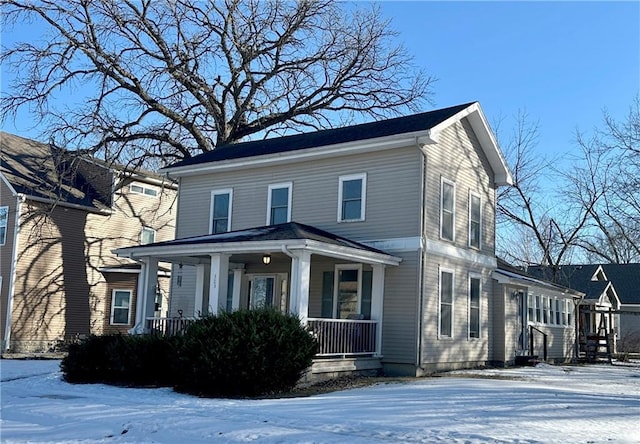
[1,359,639,443]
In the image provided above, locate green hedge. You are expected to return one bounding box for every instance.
[61,309,317,397]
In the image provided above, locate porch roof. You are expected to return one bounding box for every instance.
[114,222,402,266]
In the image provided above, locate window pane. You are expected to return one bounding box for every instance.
[141,228,155,245]
[470,307,480,338]
[441,272,453,303]
[213,194,229,218]
[443,183,454,211]
[342,179,362,199]
[342,200,362,221]
[442,212,454,241]
[271,207,288,225]
[113,308,129,324]
[212,218,228,234]
[144,187,158,197]
[535,295,541,323]
[271,187,288,207]
[440,304,452,337]
[114,291,130,307]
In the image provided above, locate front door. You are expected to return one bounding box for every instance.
[247,274,288,311]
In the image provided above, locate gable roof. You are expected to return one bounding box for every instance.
[597,264,640,305]
[527,265,621,304]
[493,258,584,297]
[115,221,401,266]
[164,102,513,185]
[1,132,112,212]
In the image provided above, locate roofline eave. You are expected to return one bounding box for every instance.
[161,131,435,178]
[114,238,401,266]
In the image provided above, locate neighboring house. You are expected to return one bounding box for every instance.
[492,259,584,366]
[528,264,639,353]
[0,132,177,352]
[116,102,514,377]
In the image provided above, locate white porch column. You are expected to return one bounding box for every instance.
[289,251,311,324]
[231,268,243,311]
[371,264,386,357]
[208,253,230,315]
[194,264,206,317]
[131,257,158,334]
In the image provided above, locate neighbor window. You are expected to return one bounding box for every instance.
[129,183,158,197]
[542,297,549,323]
[440,178,455,241]
[439,269,454,338]
[469,192,481,249]
[210,189,233,233]
[141,226,156,245]
[468,275,481,339]
[535,295,541,323]
[111,289,132,325]
[267,183,292,225]
[0,206,8,246]
[528,293,535,323]
[338,174,366,222]
[555,299,561,325]
[566,300,573,325]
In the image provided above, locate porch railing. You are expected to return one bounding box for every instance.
[146,317,196,336]
[307,318,377,357]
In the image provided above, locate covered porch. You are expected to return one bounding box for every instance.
[114,222,401,359]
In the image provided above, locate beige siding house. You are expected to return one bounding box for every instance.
[0,132,176,352]
[116,102,513,376]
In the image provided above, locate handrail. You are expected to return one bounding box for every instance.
[529,325,548,361]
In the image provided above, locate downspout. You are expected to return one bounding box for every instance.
[3,194,24,351]
[415,138,428,373]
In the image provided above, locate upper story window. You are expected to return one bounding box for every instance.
[440,178,455,241]
[439,268,454,338]
[338,173,366,222]
[141,226,156,245]
[129,183,158,197]
[210,189,233,234]
[0,206,8,246]
[469,192,482,249]
[267,183,292,225]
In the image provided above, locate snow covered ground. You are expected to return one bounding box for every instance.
[1,359,639,443]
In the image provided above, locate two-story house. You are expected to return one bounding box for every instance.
[1,132,177,352]
[116,102,513,376]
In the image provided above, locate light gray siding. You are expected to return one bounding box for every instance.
[175,147,422,242]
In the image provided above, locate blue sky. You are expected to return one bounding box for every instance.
[2,1,639,161]
[378,1,640,159]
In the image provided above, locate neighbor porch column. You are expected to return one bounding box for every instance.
[194,264,206,317]
[208,253,230,315]
[231,268,243,311]
[371,264,386,357]
[289,251,311,324]
[132,256,158,334]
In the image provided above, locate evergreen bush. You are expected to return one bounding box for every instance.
[174,309,317,397]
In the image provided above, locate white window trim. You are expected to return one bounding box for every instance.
[440,177,456,241]
[468,273,482,339]
[438,267,455,339]
[266,182,292,225]
[209,188,233,234]
[468,191,482,249]
[332,263,363,318]
[140,226,156,245]
[0,205,8,246]
[110,289,132,325]
[129,183,158,197]
[337,173,367,222]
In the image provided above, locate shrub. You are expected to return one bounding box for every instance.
[61,334,180,386]
[174,309,317,397]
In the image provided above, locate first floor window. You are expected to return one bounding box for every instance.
[528,293,535,323]
[469,275,481,338]
[111,290,132,325]
[555,299,562,325]
[338,174,366,222]
[566,300,573,325]
[439,269,454,338]
[141,226,156,245]
[211,189,233,233]
[535,295,541,323]
[267,183,292,225]
[0,206,8,245]
[543,297,549,323]
[334,265,362,319]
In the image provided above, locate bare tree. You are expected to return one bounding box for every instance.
[1,0,433,169]
[496,110,603,274]
[573,97,640,263]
